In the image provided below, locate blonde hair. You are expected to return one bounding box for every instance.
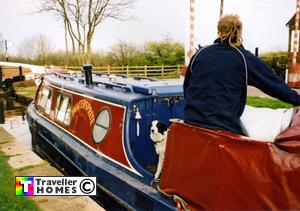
[218,15,243,47]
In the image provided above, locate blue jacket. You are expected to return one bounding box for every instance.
[184,39,300,135]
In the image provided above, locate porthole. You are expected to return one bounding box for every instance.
[92,108,111,144]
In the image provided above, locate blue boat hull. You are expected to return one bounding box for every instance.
[27,103,175,211]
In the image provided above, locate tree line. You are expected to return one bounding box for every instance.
[0,34,185,67]
[260,51,288,70]
[0,32,288,70]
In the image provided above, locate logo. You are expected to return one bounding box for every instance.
[16,176,96,196]
[16,176,34,196]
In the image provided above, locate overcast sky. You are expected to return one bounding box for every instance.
[0,0,296,56]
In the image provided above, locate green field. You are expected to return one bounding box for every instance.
[246,96,293,109]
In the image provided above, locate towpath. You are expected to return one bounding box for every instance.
[247,85,300,98]
[0,126,104,211]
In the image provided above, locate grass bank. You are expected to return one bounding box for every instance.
[0,128,41,211]
[14,86,37,100]
[246,96,292,109]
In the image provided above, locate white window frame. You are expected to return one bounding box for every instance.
[37,86,52,114]
[55,93,72,125]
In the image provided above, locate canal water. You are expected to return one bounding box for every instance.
[0,96,32,149]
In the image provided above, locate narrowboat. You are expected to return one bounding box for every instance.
[27,65,300,210]
[27,65,184,210]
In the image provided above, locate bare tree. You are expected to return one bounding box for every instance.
[18,34,54,64]
[37,0,136,65]
[108,41,138,65]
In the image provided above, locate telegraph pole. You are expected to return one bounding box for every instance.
[4,40,8,62]
[219,0,224,19]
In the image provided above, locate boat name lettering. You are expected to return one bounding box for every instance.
[72,99,95,126]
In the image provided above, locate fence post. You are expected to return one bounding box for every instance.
[107,65,110,74]
[177,65,181,77]
[126,66,129,77]
[19,66,23,76]
[0,99,4,124]
[6,97,14,110]
[144,65,147,77]
[161,65,164,77]
[0,66,2,88]
[19,66,25,81]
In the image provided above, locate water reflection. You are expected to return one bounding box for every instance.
[0,94,31,149]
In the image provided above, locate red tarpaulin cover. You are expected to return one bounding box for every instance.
[159,121,300,210]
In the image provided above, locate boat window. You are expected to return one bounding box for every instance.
[55,94,71,125]
[93,108,111,144]
[37,86,52,114]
